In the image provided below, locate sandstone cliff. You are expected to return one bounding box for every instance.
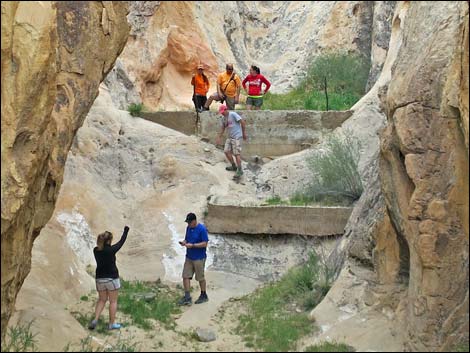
[107,1,396,111]
[310,2,469,351]
[0,1,129,340]
[380,2,469,349]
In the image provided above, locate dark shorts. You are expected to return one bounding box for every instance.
[246,96,263,107]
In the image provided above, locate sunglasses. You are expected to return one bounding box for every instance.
[226,67,233,71]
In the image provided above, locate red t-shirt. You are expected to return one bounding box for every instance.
[242,74,271,96]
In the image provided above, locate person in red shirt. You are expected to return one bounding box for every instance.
[242,65,271,110]
[191,64,210,112]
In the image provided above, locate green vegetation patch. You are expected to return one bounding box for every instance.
[305,341,355,352]
[128,103,143,117]
[236,252,333,351]
[305,132,363,205]
[263,52,369,111]
[1,320,37,352]
[118,279,181,330]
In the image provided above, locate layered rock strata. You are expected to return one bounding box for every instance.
[0,1,129,340]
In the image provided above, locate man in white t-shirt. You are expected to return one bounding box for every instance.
[215,105,247,179]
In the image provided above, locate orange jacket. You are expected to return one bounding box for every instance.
[191,74,210,95]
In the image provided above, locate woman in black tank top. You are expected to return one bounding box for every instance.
[88,226,129,331]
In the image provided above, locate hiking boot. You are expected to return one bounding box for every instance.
[178,296,192,306]
[88,319,98,330]
[225,165,237,171]
[195,293,209,304]
[108,323,121,330]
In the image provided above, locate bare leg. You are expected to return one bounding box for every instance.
[108,290,119,325]
[183,278,191,292]
[254,106,261,110]
[199,279,206,292]
[235,154,242,169]
[94,290,108,321]
[204,93,220,109]
[225,151,235,166]
[246,105,253,110]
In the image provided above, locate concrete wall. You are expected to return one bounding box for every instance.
[140,110,353,158]
[199,110,352,158]
[140,111,197,136]
[205,202,353,236]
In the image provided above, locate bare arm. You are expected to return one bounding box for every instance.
[215,122,225,145]
[241,119,247,140]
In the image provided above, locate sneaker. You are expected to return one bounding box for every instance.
[108,323,121,330]
[178,296,192,306]
[225,165,237,171]
[195,294,209,304]
[88,319,98,330]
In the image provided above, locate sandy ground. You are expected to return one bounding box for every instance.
[66,270,260,352]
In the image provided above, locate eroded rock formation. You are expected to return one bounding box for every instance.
[311,2,468,351]
[0,1,129,340]
[380,1,469,349]
[108,1,396,110]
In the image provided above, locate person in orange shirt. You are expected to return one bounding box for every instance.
[204,63,242,110]
[191,64,210,112]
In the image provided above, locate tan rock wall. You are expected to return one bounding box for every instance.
[0,1,129,340]
[380,1,469,350]
[110,1,383,110]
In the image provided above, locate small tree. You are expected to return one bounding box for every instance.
[304,52,369,96]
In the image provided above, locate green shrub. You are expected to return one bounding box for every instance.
[305,341,355,352]
[236,252,332,351]
[128,103,143,117]
[1,320,37,352]
[306,132,363,204]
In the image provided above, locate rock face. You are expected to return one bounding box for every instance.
[107,1,398,110]
[365,1,396,91]
[380,2,469,350]
[0,1,129,340]
[309,2,469,351]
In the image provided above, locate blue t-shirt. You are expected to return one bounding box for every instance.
[185,223,209,260]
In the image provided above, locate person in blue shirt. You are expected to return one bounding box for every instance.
[178,213,209,305]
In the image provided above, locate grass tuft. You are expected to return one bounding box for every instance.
[1,320,37,352]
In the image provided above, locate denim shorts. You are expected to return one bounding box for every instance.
[96,278,121,291]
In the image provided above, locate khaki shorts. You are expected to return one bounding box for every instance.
[96,278,120,291]
[224,138,242,155]
[210,93,236,109]
[182,258,206,281]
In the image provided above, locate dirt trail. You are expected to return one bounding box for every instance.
[65,269,260,352]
